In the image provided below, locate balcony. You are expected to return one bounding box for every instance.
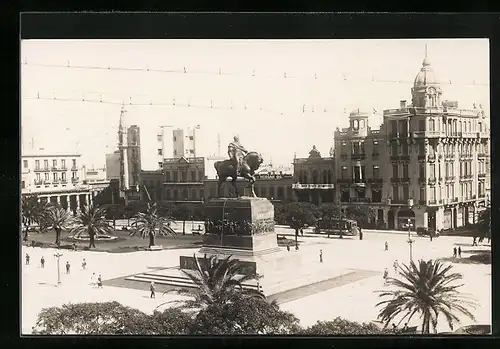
[71,177,79,183]
[34,180,43,186]
[71,166,78,171]
[478,153,487,158]
[61,179,68,184]
[428,200,438,205]
[351,154,366,161]
[445,176,456,181]
[427,154,436,161]
[34,167,50,172]
[401,177,410,183]
[400,155,410,161]
[349,197,372,203]
[391,178,401,183]
[438,154,443,160]
[389,200,408,205]
[428,178,437,184]
[367,178,383,184]
[413,131,425,139]
[478,173,486,179]
[444,154,455,161]
[418,177,426,184]
[292,183,335,190]
[452,197,459,202]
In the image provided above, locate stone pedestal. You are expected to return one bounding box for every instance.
[180,197,280,277]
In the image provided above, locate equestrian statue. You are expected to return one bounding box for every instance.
[214,135,263,197]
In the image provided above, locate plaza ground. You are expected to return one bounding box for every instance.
[21,228,491,334]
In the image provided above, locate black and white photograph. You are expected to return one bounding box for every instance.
[21,38,491,336]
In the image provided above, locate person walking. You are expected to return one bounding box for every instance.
[319,249,323,263]
[359,227,363,240]
[91,272,96,286]
[295,244,299,251]
[40,256,45,268]
[286,244,290,252]
[66,261,71,274]
[300,228,304,237]
[473,237,477,246]
[150,281,156,299]
[25,253,30,266]
[383,268,389,284]
[458,246,462,258]
[384,241,389,251]
[82,258,87,270]
[453,247,457,258]
[97,274,103,289]
[393,260,399,274]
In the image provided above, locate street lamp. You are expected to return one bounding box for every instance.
[221,199,228,247]
[407,198,414,263]
[53,252,63,285]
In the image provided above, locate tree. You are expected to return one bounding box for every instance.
[70,205,112,249]
[190,297,301,334]
[21,194,44,242]
[31,301,191,335]
[40,204,72,246]
[346,205,376,228]
[376,259,477,334]
[284,202,319,247]
[158,254,264,311]
[303,317,396,335]
[476,206,491,241]
[173,203,195,235]
[130,202,176,247]
[273,202,287,225]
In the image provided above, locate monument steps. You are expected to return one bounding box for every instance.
[125,269,261,292]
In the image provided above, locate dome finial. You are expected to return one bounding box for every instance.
[422,44,430,67]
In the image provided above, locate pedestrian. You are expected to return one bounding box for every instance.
[430,231,433,241]
[25,253,30,266]
[319,249,323,263]
[150,281,156,298]
[383,268,389,284]
[385,241,388,251]
[90,272,96,286]
[393,260,399,274]
[300,228,304,237]
[97,274,103,288]
[31,240,35,248]
[82,258,87,270]
[359,227,363,240]
[66,261,70,274]
[458,246,462,258]
[453,247,457,258]
[72,243,77,251]
[286,244,290,252]
[40,256,45,268]
[473,237,477,246]
[295,244,299,251]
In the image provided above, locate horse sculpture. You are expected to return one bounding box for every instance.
[214,151,263,198]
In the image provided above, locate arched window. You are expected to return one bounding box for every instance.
[353,119,359,130]
[360,119,365,129]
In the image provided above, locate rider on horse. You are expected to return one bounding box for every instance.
[228,136,248,175]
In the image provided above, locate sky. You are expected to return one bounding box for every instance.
[21,39,490,170]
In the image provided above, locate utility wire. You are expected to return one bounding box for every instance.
[22,61,490,87]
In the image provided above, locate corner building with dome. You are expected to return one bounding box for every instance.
[329,54,490,231]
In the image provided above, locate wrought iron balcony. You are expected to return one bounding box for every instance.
[351,154,366,161]
[34,180,43,185]
[349,197,372,203]
[71,177,79,183]
[427,154,436,161]
[292,183,335,190]
[428,177,437,184]
[71,166,78,171]
[34,167,50,172]
[478,173,486,178]
[445,176,456,181]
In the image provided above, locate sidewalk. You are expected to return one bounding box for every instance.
[275,228,416,239]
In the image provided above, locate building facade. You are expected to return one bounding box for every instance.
[21,153,100,211]
[105,151,121,181]
[163,156,205,203]
[292,146,335,204]
[381,54,490,231]
[333,109,386,225]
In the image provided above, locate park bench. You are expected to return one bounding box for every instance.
[148,245,163,251]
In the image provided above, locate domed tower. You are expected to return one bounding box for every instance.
[349,108,371,137]
[411,47,442,109]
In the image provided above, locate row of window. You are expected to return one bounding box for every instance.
[23,158,77,170]
[388,117,485,135]
[33,172,78,182]
[165,170,204,182]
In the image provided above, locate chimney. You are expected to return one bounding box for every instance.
[400,100,407,108]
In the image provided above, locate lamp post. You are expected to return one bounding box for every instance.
[53,252,63,285]
[221,199,228,247]
[407,198,414,263]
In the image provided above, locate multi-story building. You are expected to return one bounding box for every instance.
[156,126,202,169]
[21,152,101,211]
[292,146,335,204]
[163,156,205,203]
[333,109,386,224]
[382,54,490,231]
[140,170,164,202]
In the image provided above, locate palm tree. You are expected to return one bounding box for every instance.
[376,259,477,334]
[70,205,112,249]
[129,203,176,247]
[40,205,73,246]
[476,206,491,242]
[21,194,44,242]
[157,254,264,311]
